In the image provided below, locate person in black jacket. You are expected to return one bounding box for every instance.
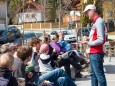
[0,53,18,86]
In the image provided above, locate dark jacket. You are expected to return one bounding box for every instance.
[48,45,58,60]
[0,67,18,86]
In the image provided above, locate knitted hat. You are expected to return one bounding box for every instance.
[25,65,34,74]
[39,43,49,53]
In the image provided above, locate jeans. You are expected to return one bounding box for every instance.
[90,53,107,86]
[36,68,76,86]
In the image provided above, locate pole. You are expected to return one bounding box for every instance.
[80,0,84,52]
[43,0,46,31]
[113,0,115,26]
[81,0,84,28]
[5,0,8,30]
[59,0,61,31]
[22,0,25,44]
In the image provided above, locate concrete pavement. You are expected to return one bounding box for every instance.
[74,57,115,86]
[108,35,115,40]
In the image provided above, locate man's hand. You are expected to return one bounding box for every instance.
[83,36,89,41]
[82,41,88,44]
[79,41,88,44]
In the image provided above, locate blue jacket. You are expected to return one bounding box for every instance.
[59,40,72,51]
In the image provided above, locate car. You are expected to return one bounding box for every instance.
[60,30,76,42]
[50,31,58,40]
[77,26,108,42]
[0,29,5,35]
[50,30,76,42]
[35,32,43,38]
[23,32,37,44]
[77,27,91,42]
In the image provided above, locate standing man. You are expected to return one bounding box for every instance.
[82,4,107,86]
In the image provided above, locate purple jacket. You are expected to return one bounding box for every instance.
[50,40,66,53]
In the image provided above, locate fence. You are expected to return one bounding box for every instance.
[23,22,68,31]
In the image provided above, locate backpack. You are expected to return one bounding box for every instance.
[0,76,12,86]
[59,40,72,51]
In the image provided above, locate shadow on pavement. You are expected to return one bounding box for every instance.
[104,65,115,74]
[75,77,91,81]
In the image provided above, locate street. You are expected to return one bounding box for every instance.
[74,57,115,86]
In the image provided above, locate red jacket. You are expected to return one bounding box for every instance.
[87,15,106,53]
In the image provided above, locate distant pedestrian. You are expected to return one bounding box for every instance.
[82,4,107,86]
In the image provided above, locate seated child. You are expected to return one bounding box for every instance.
[0,53,18,86]
[38,43,56,74]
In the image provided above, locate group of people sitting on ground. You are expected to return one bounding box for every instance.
[0,31,89,86]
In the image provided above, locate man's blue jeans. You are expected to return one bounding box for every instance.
[36,68,76,86]
[90,53,107,86]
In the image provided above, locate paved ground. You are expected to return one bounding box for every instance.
[74,56,115,86]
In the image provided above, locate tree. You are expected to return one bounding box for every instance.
[81,0,93,27]
[42,0,66,22]
[45,0,58,22]
[95,0,103,17]
[8,0,28,24]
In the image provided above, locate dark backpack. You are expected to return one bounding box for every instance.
[0,76,12,86]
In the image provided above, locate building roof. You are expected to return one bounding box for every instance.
[65,0,80,10]
[17,0,44,13]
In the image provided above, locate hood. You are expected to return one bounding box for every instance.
[40,54,50,60]
[0,67,12,77]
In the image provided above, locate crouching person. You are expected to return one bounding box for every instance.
[0,53,18,86]
[12,45,33,86]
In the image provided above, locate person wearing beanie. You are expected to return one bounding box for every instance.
[82,4,107,86]
[39,43,56,73]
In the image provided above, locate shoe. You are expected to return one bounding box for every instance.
[71,78,76,81]
[81,64,87,69]
[80,59,90,65]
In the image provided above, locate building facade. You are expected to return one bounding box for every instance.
[0,0,6,24]
[0,0,7,29]
[103,0,115,21]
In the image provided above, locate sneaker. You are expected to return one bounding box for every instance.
[81,64,87,69]
[71,78,76,81]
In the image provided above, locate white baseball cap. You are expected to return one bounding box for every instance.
[83,4,96,13]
